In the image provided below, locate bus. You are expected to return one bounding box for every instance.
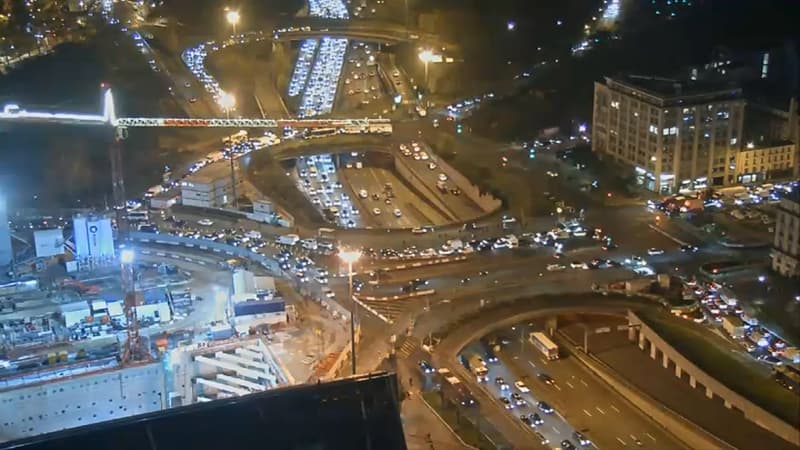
[438,368,476,407]
[126,210,149,222]
[368,121,392,135]
[223,130,248,145]
[529,332,559,360]
[306,128,339,139]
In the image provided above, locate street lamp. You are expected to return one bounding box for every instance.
[218,90,236,118]
[225,9,240,36]
[338,248,362,375]
[418,49,437,87]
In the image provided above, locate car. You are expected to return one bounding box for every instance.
[495,376,510,390]
[427,162,437,170]
[572,431,591,446]
[412,227,427,234]
[520,414,532,426]
[546,263,566,271]
[535,431,549,445]
[451,188,462,196]
[385,198,392,205]
[530,413,544,426]
[418,360,435,374]
[537,401,554,414]
[647,247,664,255]
[189,97,197,103]
[681,244,699,252]
[537,373,555,385]
[372,193,380,201]
[197,219,214,226]
[438,173,448,182]
[514,381,529,392]
[372,208,382,215]
[560,439,576,450]
[510,392,526,406]
[461,277,471,284]
[393,209,402,217]
[498,396,513,409]
[570,261,588,270]
[478,270,489,276]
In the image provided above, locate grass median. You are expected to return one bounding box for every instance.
[640,311,799,425]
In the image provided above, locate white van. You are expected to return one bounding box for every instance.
[276,234,300,246]
[301,239,318,250]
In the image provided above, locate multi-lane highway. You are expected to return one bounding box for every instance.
[486,324,685,449]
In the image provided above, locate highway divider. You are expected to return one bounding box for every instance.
[357,289,436,302]
[557,330,736,450]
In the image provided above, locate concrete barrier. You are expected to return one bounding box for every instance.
[430,152,501,214]
[393,154,457,221]
[558,332,734,450]
[629,311,800,446]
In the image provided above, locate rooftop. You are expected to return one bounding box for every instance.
[3,372,407,450]
[606,75,742,105]
[184,162,237,185]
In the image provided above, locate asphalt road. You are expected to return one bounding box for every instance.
[560,319,800,450]
[492,326,685,450]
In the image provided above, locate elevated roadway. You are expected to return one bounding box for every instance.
[274,18,457,49]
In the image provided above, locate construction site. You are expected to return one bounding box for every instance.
[0,209,350,443]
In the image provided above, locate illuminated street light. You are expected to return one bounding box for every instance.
[218,90,236,118]
[120,248,135,264]
[225,9,240,36]
[418,49,441,87]
[507,20,516,31]
[338,248,362,375]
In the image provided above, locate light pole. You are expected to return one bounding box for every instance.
[418,49,440,95]
[338,248,362,375]
[218,91,238,208]
[225,9,240,37]
[218,90,236,119]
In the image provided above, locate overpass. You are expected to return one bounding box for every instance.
[274,18,456,49]
[0,89,392,131]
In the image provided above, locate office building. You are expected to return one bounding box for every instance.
[0,195,11,268]
[180,162,242,209]
[592,75,745,194]
[771,192,800,278]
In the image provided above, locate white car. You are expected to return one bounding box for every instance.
[647,248,664,255]
[428,162,437,170]
[394,209,402,217]
[359,189,368,199]
[197,219,214,226]
[372,208,382,215]
[546,264,566,272]
[438,173,448,182]
[514,381,529,393]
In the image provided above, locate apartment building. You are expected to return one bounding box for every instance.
[772,193,800,278]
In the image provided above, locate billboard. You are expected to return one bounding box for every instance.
[34,228,65,258]
[73,215,115,259]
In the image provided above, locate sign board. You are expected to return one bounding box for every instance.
[73,215,115,259]
[34,228,65,258]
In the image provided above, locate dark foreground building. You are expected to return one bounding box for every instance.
[1,372,406,450]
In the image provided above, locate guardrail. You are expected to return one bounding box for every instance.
[129,231,282,273]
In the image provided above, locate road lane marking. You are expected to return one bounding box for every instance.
[579,378,588,387]
[565,381,575,389]
[611,404,620,413]
[630,434,638,441]
[552,426,560,434]
[528,361,536,368]
[645,432,656,442]
[617,437,627,446]
[595,406,606,415]
[554,384,562,391]
[583,409,593,417]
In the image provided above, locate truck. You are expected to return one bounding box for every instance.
[275,234,300,246]
[529,332,559,360]
[722,316,747,339]
[367,121,393,135]
[438,368,476,406]
[467,354,489,382]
